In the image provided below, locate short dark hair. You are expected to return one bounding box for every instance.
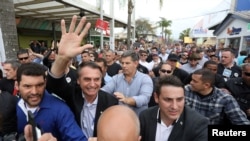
[155,75,184,96]
[222,48,235,56]
[158,62,171,70]
[16,63,46,83]
[77,61,103,78]
[241,63,250,71]
[17,49,29,56]
[203,60,217,68]
[192,69,215,86]
[81,50,89,55]
[151,47,158,51]
[188,53,200,60]
[240,50,247,56]
[121,50,139,61]
[209,55,219,59]
[95,58,108,68]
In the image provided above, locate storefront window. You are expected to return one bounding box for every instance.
[228,37,240,57]
[242,36,250,54]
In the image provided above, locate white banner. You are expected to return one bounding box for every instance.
[0,27,6,72]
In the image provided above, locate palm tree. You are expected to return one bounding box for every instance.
[164,28,172,44]
[157,17,172,44]
[179,28,191,42]
[135,18,155,39]
[126,0,164,49]
[127,0,134,49]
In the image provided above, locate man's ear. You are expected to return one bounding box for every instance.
[204,82,211,89]
[153,92,159,104]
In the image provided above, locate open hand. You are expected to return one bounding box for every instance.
[58,15,93,59]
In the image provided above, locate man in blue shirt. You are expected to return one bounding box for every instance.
[101,50,153,115]
[15,63,87,141]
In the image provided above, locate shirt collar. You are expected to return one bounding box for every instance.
[82,92,98,105]
[122,70,139,79]
[157,108,178,125]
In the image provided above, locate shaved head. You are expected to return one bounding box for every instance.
[97,105,141,141]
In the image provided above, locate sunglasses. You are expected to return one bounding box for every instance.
[18,57,29,60]
[160,69,172,74]
[243,72,250,77]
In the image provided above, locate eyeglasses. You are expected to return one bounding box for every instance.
[18,57,29,60]
[160,69,172,74]
[140,54,147,57]
[243,72,250,77]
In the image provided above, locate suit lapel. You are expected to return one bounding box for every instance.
[75,90,85,125]
[149,107,159,141]
[168,112,184,141]
[93,92,105,136]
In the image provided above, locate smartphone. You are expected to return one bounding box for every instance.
[27,110,42,141]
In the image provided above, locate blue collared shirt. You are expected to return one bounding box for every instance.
[101,71,153,115]
[81,94,98,138]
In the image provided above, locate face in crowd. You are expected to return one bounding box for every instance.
[18,52,31,64]
[154,76,185,126]
[77,62,103,103]
[159,63,173,77]
[15,63,46,108]
[220,50,235,67]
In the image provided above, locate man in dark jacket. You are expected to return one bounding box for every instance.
[0,91,18,140]
[139,75,208,141]
[225,63,250,120]
[46,15,118,139]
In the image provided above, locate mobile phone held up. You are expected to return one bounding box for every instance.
[28,110,42,141]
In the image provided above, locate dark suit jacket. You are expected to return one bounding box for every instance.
[46,73,118,137]
[0,91,18,135]
[139,106,208,141]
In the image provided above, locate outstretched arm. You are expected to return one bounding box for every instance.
[51,15,93,77]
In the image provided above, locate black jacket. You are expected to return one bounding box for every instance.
[0,91,18,136]
[225,77,250,119]
[0,78,15,94]
[139,106,208,141]
[46,73,118,137]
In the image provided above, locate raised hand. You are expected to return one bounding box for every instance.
[58,15,93,59]
[51,15,93,77]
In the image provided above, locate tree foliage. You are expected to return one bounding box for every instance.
[157,17,172,44]
[179,28,191,41]
[135,18,155,38]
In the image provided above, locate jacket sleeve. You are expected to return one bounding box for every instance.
[46,71,74,102]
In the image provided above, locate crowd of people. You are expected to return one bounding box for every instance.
[0,15,250,141]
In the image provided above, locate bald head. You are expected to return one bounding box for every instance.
[97,105,141,141]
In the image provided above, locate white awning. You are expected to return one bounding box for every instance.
[14,0,128,27]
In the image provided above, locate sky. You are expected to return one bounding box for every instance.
[134,0,232,39]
